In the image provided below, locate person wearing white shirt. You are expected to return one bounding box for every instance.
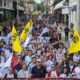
[60,67,71,78]
[18,64,29,78]
[45,59,54,72]
[56,48,63,62]
[25,51,31,65]
[68,34,73,47]
[0,59,4,68]
[73,53,80,62]
[4,68,15,78]
[74,63,80,79]
[0,51,6,62]
[50,64,59,78]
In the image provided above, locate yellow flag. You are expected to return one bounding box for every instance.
[30,19,32,26]
[12,25,22,53]
[20,20,31,41]
[69,27,80,54]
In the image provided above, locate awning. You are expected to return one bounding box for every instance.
[54,0,65,10]
[17,5,24,11]
[0,11,3,14]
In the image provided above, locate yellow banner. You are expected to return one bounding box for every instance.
[12,25,22,53]
[20,20,31,41]
[69,27,80,54]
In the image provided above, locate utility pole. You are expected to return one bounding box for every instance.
[45,0,48,15]
[17,0,19,21]
[16,0,19,27]
[77,0,80,33]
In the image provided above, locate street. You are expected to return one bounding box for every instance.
[0,0,80,79]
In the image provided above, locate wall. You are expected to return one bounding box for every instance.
[49,0,55,14]
[0,0,13,10]
[69,0,77,28]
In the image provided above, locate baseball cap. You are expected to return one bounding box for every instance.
[37,59,41,62]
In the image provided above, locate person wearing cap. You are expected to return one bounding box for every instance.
[31,59,47,78]
[73,62,80,79]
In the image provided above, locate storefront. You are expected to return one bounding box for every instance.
[53,0,69,24]
[68,0,77,28]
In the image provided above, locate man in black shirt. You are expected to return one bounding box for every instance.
[31,59,47,78]
[64,26,70,41]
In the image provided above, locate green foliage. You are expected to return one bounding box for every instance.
[3,10,12,21]
[36,2,50,14]
[45,4,50,15]
[27,0,35,4]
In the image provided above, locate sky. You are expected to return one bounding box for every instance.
[35,0,41,4]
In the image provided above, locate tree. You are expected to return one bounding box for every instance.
[3,10,12,21]
[27,0,35,4]
[36,2,50,14]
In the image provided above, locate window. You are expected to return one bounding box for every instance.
[7,0,9,8]
[0,0,2,6]
[4,0,6,7]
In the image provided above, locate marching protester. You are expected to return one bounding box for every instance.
[31,59,47,78]
[4,67,17,78]
[0,15,79,80]
[64,26,70,41]
[17,64,29,78]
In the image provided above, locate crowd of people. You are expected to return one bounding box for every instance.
[0,15,80,79]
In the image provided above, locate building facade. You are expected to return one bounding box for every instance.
[53,0,69,25]
[68,0,77,28]
[69,0,80,32]
[0,0,14,21]
[24,0,35,15]
[0,0,24,22]
[41,0,54,14]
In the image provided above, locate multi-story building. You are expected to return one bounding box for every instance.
[48,0,55,14]
[0,0,24,22]
[24,1,30,15]
[68,0,77,28]
[41,0,54,14]
[13,0,24,18]
[69,0,80,32]
[53,0,69,25]
[0,0,14,21]
[24,0,35,15]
